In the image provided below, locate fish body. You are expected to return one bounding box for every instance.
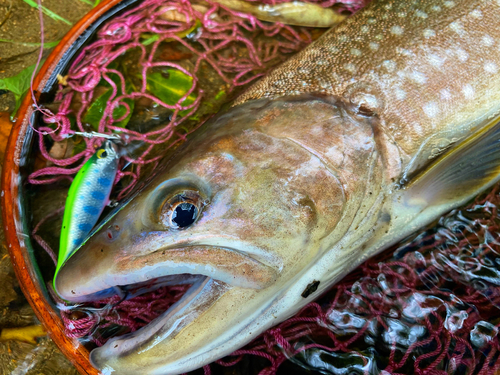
[55,0,500,374]
[55,140,119,279]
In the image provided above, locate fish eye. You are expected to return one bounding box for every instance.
[160,190,204,229]
[171,202,198,228]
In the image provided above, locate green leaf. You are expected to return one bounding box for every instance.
[140,34,159,46]
[0,38,60,48]
[0,63,43,117]
[72,136,87,156]
[214,90,226,101]
[0,64,36,97]
[77,0,101,7]
[23,0,72,25]
[146,70,196,116]
[83,74,135,130]
[189,90,226,122]
[112,97,135,128]
[12,94,25,117]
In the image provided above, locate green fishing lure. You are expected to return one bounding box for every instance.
[54,140,120,281]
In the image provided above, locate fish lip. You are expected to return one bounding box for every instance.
[111,244,278,289]
[56,244,278,302]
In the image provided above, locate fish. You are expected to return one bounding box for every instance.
[205,0,347,27]
[54,0,500,373]
[55,140,120,280]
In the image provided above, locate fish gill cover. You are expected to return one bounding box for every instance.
[28,0,500,374]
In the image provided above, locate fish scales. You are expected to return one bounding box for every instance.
[236,0,500,177]
[54,0,500,374]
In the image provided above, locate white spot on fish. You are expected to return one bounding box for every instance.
[338,35,349,42]
[329,46,340,54]
[462,84,475,99]
[449,21,465,36]
[415,10,428,18]
[409,71,427,84]
[375,34,384,41]
[444,1,455,8]
[319,80,331,90]
[382,60,397,72]
[431,5,442,12]
[423,29,436,38]
[398,11,407,18]
[455,48,468,62]
[413,122,423,135]
[482,35,494,47]
[470,9,483,19]
[350,48,362,56]
[367,17,377,24]
[427,53,445,67]
[423,102,440,118]
[397,47,412,57]
[394,88,406,100]
[369,42,379,51]
[440,89,452,100]
[360,25,370,33]
[484,62,499,74]
[391,26,404,35]
[344,63,357,73]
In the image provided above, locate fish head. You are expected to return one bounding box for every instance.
[55,96,349,374]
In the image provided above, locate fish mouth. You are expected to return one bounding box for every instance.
[55,244,279,373]
[55,244,278,302]
[90,275,230,366]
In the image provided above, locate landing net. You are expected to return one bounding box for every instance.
[29,0,500,373]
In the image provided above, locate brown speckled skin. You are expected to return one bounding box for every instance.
[236,0,500,178]
[55,1,500,374]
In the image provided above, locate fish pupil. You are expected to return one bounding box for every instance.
[172,202,197,228]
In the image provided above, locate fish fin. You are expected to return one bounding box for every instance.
[403,117,500,208]
[354,118,500,271]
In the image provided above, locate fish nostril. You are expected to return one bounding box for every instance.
[114,225,120,231]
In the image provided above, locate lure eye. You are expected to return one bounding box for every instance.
[97,149,108,159]
[159,190,205,229]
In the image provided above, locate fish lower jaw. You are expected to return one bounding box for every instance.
[90,276,230,375]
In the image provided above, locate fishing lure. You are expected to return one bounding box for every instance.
[54,140,120,280]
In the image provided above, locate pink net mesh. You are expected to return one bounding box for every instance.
[30,0,360,196]
[29,0,500,373]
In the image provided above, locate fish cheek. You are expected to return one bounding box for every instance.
[287,166,345,240]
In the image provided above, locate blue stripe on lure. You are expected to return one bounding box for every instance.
[54,140,120,281]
